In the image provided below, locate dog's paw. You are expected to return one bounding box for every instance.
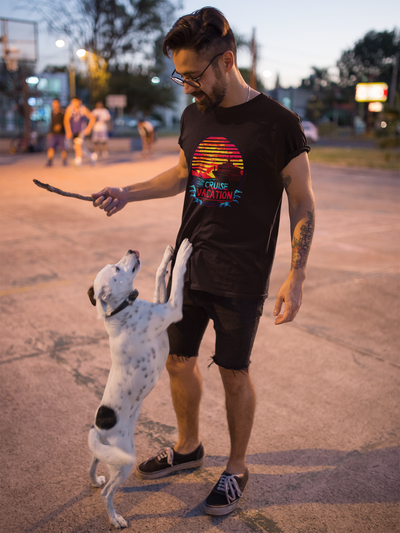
[110,513,128,529]
[176,239,192,264]
[92,475,106,487]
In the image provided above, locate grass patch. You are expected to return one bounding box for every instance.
[309,146,400,171]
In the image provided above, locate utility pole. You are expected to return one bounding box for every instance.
[250,28,257,90]
[389,52,399,107]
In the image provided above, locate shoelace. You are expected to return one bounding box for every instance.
[216,474,243,503]
[143,447,174,466]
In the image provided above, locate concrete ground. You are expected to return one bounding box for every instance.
[0,139,399,533]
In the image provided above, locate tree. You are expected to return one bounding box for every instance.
[106,64,176,115]
[337,29,400,94]
[27,0,178,62]
[21,0,179,103]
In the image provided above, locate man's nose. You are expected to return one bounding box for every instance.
[184,82,196,95]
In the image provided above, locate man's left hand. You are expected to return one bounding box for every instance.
[273,271,305,325]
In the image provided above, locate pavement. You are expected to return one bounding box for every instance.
[0,139,399,533]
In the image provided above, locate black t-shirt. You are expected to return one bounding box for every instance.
[175,93,310,299]
[50,111,65,135]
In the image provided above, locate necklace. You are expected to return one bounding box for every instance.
[246,85,250,102]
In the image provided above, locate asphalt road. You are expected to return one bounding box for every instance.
[1,145,399,533]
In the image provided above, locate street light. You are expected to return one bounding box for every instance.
[55,39,77,99]
[76,48,87,58]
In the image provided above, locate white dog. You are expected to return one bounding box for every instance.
[87,239,192,528]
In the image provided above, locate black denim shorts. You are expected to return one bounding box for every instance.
[168,285,265,371]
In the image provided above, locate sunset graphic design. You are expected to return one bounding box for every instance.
[189,137,245,207]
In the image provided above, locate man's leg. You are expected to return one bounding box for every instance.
[219,367,256,474]
[46,146,54,166]
[136,353,204,480]
[166,354,202,454]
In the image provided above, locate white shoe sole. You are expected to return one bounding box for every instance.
[204,499,240,516]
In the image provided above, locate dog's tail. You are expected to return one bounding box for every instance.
[88,428,135,466]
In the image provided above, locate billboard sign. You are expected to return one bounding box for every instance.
[106,94,127,108]
[355,83,388,103]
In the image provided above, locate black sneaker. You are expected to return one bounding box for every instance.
[46,159,52,167]
[204,468,249,516]
[136,443,204,480]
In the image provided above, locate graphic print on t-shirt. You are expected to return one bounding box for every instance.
[189,136,245,207]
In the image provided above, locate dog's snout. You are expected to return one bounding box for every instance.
[128,249,140,258]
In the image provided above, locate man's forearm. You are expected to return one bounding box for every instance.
[125,166,187,202]
[289,201,315,273]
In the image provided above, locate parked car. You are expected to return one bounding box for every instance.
[114,116,137,128]
[302,120,319,143]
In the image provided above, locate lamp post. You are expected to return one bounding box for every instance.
[55,39,78,99]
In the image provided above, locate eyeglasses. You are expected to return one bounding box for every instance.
[170,52,225,88]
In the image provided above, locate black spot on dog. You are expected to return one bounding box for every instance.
[96,405,117,430]
[128,390,132,395]
[142,367,147,371]
[144,374,148,378]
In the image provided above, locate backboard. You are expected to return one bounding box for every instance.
[1,17,38,71]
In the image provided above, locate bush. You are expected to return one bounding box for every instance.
[378,137,400,149]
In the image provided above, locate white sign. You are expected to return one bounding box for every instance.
[355,83,388,103]
[106,94,127,108]
[368,102,383,112]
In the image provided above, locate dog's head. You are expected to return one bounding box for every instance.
[88,249,141,316]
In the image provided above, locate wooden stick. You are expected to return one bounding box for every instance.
[33,179,95,202]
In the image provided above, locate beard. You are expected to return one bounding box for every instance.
[192,73,227,114]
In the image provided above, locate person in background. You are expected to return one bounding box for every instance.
[64,97,97,167]
[92,101,111,158]
[137,119,155,155]
[46,99,67,167]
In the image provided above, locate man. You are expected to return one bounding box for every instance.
[137,119,155,155]
[92,7,315,517]
[92,101,111,157]
[46,99,67,167]
[64,97,97,167]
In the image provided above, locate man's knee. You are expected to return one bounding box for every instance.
[166,353,197,377]
[219,365,252,395]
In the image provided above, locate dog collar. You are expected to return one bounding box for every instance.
[106,289,139,318]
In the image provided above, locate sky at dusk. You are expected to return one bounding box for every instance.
[1,0,398,88]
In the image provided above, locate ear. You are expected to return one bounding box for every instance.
[222,50,235,73]
[88,286,96,306]
[96,285,112,312]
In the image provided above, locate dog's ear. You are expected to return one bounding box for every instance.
[88,286,96,306]
[96,285,112,312]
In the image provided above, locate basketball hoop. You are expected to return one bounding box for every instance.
[3,45,20,72]
[1,18,37,72]
[1,34,19,72]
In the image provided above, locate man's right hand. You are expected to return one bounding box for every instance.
[92,187,129,217]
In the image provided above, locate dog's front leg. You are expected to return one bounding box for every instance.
[168,239,192,311]
[153,245,174,304]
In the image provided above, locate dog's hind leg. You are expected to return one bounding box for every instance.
[89,455,106,487]
[153,245,174,304]
[101,463,133,529]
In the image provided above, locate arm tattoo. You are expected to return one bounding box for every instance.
[280,173,292,193]
[291,208,315,270]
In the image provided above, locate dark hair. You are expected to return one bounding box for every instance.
[163,7,236,62]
